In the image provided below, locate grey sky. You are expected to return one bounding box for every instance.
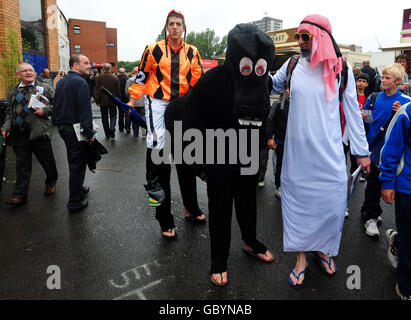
[56,0,406,61]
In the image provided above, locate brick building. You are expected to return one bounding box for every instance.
[68,19,118,73]
[0,0,60,97]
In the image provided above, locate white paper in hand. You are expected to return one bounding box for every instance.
[347,166,362,201]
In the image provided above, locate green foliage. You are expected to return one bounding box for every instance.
[156,28,227,60]
[0,29,22,95]
[118,60,140,73]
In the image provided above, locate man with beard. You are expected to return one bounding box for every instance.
[271,15,370,288]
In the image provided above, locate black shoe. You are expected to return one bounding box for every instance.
[69,200,88,214]
[126,129,131,134]
[82,186,90,195]
[44,185,56,197]
[6,197,27,207]
[110,130,115,139]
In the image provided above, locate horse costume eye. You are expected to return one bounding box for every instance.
[255,59,267,76]
[239,57,253,76]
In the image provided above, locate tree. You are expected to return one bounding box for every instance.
[118,61,140,73]
[0,30,22,95]
[155,28,227,59]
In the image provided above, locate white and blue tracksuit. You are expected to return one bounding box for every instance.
[379,101,411,298]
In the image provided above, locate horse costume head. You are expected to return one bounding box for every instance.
[225,24,275,126]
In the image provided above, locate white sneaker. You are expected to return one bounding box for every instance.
[385,229,398,269]
[258,181,265,188]
[345,208,350,218]
[359,177,366,183]
[364,219,380,237]
[274,187,281,199]
[377,216,382,225]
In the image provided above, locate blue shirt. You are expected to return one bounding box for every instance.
[365,90,411,144]
[379,102,411,194]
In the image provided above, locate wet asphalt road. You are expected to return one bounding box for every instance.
[0,103,399,300]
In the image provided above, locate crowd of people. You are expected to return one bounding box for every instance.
[0,10,410,299]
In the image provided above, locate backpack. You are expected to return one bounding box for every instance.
[372,68,382,93]
[284,55,349,134]
[367,92,396,165]
[285,55,349,101]
[268,93,289,141]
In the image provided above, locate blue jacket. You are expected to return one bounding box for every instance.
[53,71,94,139]
[365,90,411,144]
[379,102,411,194]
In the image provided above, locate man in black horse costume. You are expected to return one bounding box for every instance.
[166,24,275,286]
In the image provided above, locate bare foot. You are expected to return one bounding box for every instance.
[316,251,336,275]
[243,243,274,262]
[162,228,176,238]
[289,252,308,286]
[184,209,206,221]
[210,272,228,286]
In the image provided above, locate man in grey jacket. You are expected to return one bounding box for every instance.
[125,66,145,137]
[1,62,58,207]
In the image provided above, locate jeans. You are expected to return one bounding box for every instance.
[395,191,411,297]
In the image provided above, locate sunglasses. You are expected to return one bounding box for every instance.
[294,32,312,42]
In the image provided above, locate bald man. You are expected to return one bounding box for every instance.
[1,62,58,207]
[117,67,129,133]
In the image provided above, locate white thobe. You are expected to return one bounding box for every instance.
[272,57,369,256]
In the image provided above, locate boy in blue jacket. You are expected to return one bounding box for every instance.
[379,100,411,300]
[360,63,411,237]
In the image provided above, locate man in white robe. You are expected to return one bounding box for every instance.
[271,14,371,287]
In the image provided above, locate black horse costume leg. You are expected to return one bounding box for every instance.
[166,23,275,283]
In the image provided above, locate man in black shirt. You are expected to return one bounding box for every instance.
[53,54,94,214]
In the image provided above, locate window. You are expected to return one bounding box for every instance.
[107,42,115,47]
[20,0,46,54]
[74,45,81,54]
[20,0,44,28]
[21,25,46,52]
[74,25,80,34]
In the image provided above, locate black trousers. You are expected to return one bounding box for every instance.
[100,105,117,137]
[206,165,265,273]
[126,107,145,135]
[274,143,284,188]
[146,148,174,231]
[361,161,382,221]
[59,129,87,211]
[395,192,411,296]
[258,146,269,183]
[175,163,202,216]
[12,134,58,199]
[117,106,125,132]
